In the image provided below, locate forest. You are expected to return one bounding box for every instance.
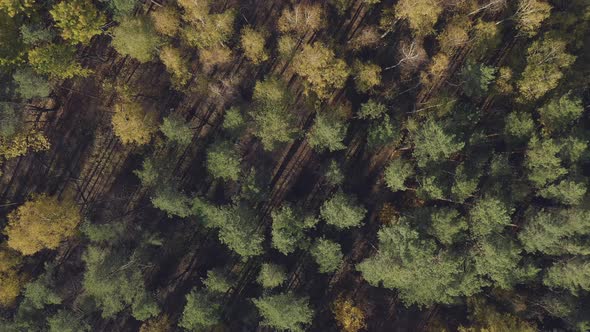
[0,0,589,331]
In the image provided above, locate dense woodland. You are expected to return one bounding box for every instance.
[0,0,589,331]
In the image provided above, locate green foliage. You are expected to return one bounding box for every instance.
[357,221,474,306]
[367,114,399,150]
[222,106,245,135]
[203,269,234,294]
[538,180,586,205]
[353,60,381,93]
[525,137,567,188]
[417,174,446,200]
[160,114,193,145]
[110,0,136,18]
[251,78,298,150]
[325,160,344,186]
[469,197,513,237]
[384,158,414,192]
[461,62,496,98]
[451,164,480,202]
[206,141,241,181]
[20,24,53,46]
[320,192,366,230]
[358,100,387,120]
[179,289,221,331]
[47,310,90,332]
[22,274,61,309]
[517,36,576,101]
[412,119,464,167]
[253,292,314,332]
[271,205,315,255]
[519,208,590,256]
[111,16,161,62]
[82,245,160,320]
[424,207,468,246]
[307,113,347,152]
[151,185,192,218]
[544,258,590,295]
[538,93,584,133]
[257,263,287,289]
[28,43,90,79]
[504,112,535,142]
[50,0,106,45]
[310,238,343,273]
[0,103,22,138]
[12,68,51,100]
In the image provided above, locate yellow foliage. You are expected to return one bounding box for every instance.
[0,129,50,159]
[0,0,33,17]
[151,6,181,37]
[160,46,191,87]
[240,27,268,64]
[353,60,381,93]
[199,46,233,72]
[516,0,552,37]
[177,0,209,24]
[395,0,443,37]
[292,42,350,99]
[277,35,297,59]
[5,194,81,256]
[438,16,472,54]
[140,314,172,332]
[494,67,513,95]
[0,245,25,307]
[50,0,106,45]
[332,296,367,332]
[420,53,449,88]
[111,101,158,145]
[458,298,537,332]
[278,4,324,35]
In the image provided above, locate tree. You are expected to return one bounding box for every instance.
[519,208,590,256]
[292,42,350,99]
[181,8,235,50]
[151,185,192,218]
[538,180,586,206]
[110,0,136,18]
[517,36,576,102]
[544,258,590,295]
[199,45,233,71]
[203,269,234,294]
[353,60,381,93]
[257,263,287,289]
[438,16,471,54]
[250,78,299,150]
[332,296,366,332]
[306,113,348,153]
[311,238,343,274]
[50,0,106,45]
[458,298,537,332]
[461,62,496,98]
[240,27,268,64]
[28,43,90,79]
[150,6,180,37]
[325,160,344,186]
[384,158,415,192]
[451,164,480,202]
[504,112,535,142]
[367,114,400,151]
[0,0,33,17]
[0,126,50,159]
[5,194,81,255]
[411,119,464,167]
[179,289,221,331]
[423,207,468,246]
[320,192,366,230]
[140,315,171,332]
[525,137,567,188]
[47,310,90,332]
[222,106,245,135]
[277,4,323,35]
[159,114,192,145]
[394,0,443,36]
[469,197,512,238]
[271,204,316,255]
[0,246,25,307]
[206,141,241,181]
[538,93,584,133]
[357,221,474,306]
[515,0,552,37]
[12,68,51,99]
[358,100,387,120]
[82,245,160,320]
[253,292,314,332]
[111,16,161,62]
[111,101,158,145]
[159,46,191,87]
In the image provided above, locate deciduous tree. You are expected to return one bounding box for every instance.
[111,101,158,145]
[50,0,106,45]
[111,16,161,63]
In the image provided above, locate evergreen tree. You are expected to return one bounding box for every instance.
[311,238,343,273]
[320,192,367,230]
[257,263,287,289]
[253,292,314,332]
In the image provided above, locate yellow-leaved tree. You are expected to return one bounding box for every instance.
[111,101,158,146]
[332,296,367,332]
[0,245,26,307]
[4,194,81,255]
